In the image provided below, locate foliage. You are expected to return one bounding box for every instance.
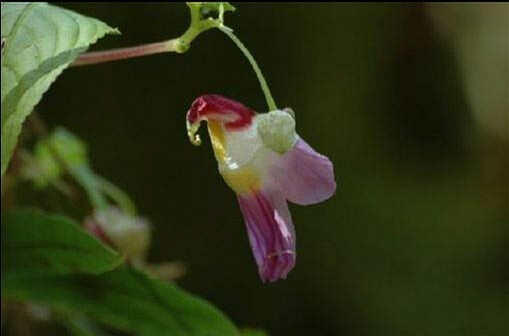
[1,2,118,176]
[1,2,255,335]
[2,210,122,281]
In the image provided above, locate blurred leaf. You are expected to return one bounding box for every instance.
[21,127,88,189]
[1,210,123,282]
[23,140,62,189]
[45,127,108,210]
[22,127,135,212]
[3,266,240,336]
[42,127,90,167]
[427,4,508,142]
[58,314,111,336]
[1,2,118,176]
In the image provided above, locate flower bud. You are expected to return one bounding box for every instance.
[256,109,297,154]
[86,207,151,266]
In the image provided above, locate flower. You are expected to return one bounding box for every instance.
[85,207,151,267]
[186,94,336,282]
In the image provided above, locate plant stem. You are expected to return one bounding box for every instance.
[72,3,220,67]
[220,27,278,111]
[27,113,107,211]
[70,166,108,211]
[72,39,179,66]
[24,115,81,202]
[96,175,137,215]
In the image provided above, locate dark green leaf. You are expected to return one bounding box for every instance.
[1,210,123,282]
[3,266,240,336]
[58,313,111,336]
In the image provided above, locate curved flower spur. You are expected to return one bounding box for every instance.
[186,94,336,282]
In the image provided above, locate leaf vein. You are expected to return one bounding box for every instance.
[1,2,39,61]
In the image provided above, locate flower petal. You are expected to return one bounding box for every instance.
[187,94,254,130]
[271,138,336,205]
[237,188,296,283]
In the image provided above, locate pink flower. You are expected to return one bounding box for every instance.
[186,94,336,282]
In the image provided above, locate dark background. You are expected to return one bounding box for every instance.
[37,3,508,335]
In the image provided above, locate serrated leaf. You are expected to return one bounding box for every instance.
[3,266,240,336]
[1,210,123,282]
[1,2,118,176]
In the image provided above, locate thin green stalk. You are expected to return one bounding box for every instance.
[95,175,137,215]
[220,26,277,111]
[72,3,221,66]
[70,166,108,211]
[27,114,107,211]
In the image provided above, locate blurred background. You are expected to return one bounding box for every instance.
[34,3,508,335]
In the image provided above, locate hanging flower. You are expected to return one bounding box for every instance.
[85,207,151,267]
[186,94,336,282]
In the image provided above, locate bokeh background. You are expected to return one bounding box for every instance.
[36,3,508,335]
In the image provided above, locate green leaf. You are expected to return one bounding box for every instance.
[3,266,240,336]
[1,2,118,176]
[58,314,111,336]
[21,127,88,188]
[25,137,63,188]
[41,127,90,167]
[1,210,123,282]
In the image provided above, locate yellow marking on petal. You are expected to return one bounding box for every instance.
[221,166,261,195]
[207,121,226,163]
[207,121,262,194]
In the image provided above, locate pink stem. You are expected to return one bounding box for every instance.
[72,39,178,66]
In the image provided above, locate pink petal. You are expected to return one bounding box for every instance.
[271,138,336,205]
[186,94,254,130]
[237,188,296,283]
